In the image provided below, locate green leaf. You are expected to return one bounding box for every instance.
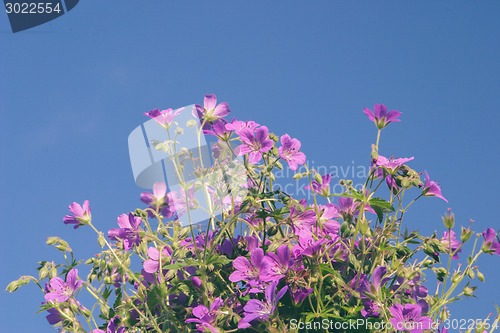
[368,197,394,212]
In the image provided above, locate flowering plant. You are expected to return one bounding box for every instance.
[7,95,500,333]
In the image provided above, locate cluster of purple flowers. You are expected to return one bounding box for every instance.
[22,96,499,332]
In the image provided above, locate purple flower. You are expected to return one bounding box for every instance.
[93,316,126,333]
[144,107,183,129]
[278,134,306,171]
[109,267,128,288]
[338,197,375,221]
[422,170,448,203]
[108,213,142,250]
[140,182,175,218]
[229,248,268,289]
[305,174,332,196]
[185,298,223,333]
[361,300,380,318]
[290,287,313,305]
[237,126,274,164]
[293,236,327,258]
[376,155,414,174]
[63,200,91,229]
[143,246,173,273]
[363,103,402,129]
[204,119,232,142]
[389,303,432,333]
[386,175,399,193]
[261,245,294,282]
[289,205,317,239]
[238,282,288,329]
[168,184,199,217]
[317,203,341,234]
[225,120,260,135]
[193,94,231,124]
[482,228,500,255]
[44,269,83,303]
[45,307,65,325]
[441,230,462,260]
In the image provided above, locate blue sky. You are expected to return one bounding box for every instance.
[1,1,499,331]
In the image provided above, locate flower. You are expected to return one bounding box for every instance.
[167,184,199,217]
[238,282,288,329]
[93,316,126,333]
[108,213,142,250]
[389,303,432,333]
[289,204,317,239]
[338,197,375,221]
[225,120,260,135]
[278,134,306,171]
[193,94,231,125]
[317,203,341,234]
[441,230,462,260]
[45,307,66,325]
[290,287,313,305]
[361,300,380,318]
[422,170,448,203]
[143,246,173,273]
[63,200,91,229]
[44,269,83,303]
[375,155,414,174]
[363,103,402,129]
[482,228,500,255]
[237,126,274,164]
[185,298,223,333]
[140,182,175,218]
[229,248,268,289]
[305,174,332,196]
[261,245,294,282]
[204,119,232,142]
[144,107,184,129]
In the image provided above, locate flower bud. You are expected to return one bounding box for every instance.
[461,227,473,243]
[269,133,279,142]
[49,267,58,278]
[186,119,197,128]
[175,127,184,135]
[46,237,59,245]
[477,271,485,282]
[467,269,475,280]
[5,280,20,293]
[39,266,49,281]
[293,173,303,180]
[314,173,322,184]
[442,209,455,229]
[97,233,106,248]
[463,286,476,296]
[359,219,369,235]
[100,305,110,318]
[267,225,278,236]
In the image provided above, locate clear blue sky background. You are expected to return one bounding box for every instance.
[1,1,499,332]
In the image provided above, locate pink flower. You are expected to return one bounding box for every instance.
[144,107,184,129]
[193,94,231,125]
[278,134,306,171]
[363,103,401,129]
[375,155,414,174]
[63,200,91,229]
[44,269,83,303]
[422,170,448,203]
[237,126,273,164]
